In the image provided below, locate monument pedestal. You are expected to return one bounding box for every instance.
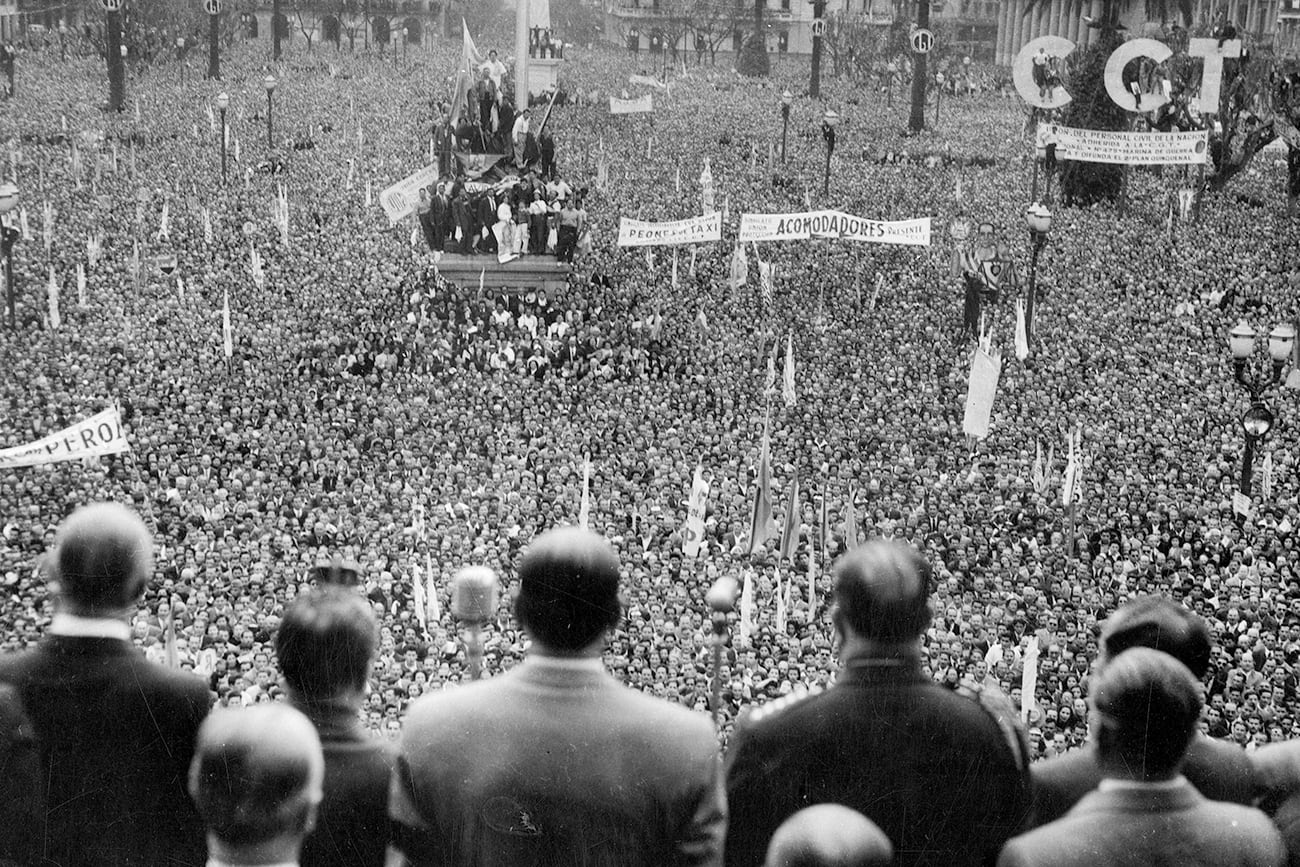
[528,57,563,100]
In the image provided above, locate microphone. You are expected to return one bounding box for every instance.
[452,566,499,681]
[452,566,499,623]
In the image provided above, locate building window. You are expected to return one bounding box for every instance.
[778,31,789,51]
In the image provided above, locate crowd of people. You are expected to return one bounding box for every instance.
[0,10,1297,821]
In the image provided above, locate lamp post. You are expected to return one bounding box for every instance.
[821,108,839,196]
[402,26,408,63]
[0,181,18,330]
[705,575,738,729]
[263,74,277,149]
[780,89,792,164]
[1024,202,1052,342]
[216,91,229,184]
[1227,321,1296,496]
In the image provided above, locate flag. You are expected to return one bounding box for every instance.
[739,570,755,645]
[806,527,817,617]
[203,208,213,244]
[819,482,829,562]
[782,333,796,407]
[746,415,779,556]
[346,159,355,189]
[700,159,714,214]
[86,234,101,268]
[1263,452,1275,501]
[671,247,679,289]
[729,243,748,290]
[962,331,1002,440]
[157,200,170,241]
[765,345,776,394]
[1031,440,1047,494]
[675,166,681,192]
[426,552,441,623]
[955,174,964,203]
[250,244,264,290]
[774,571,787,633]
[1061,429,1080,507]
[46,266,60,330]
[1020,637,1039,722]
[177,275,185,300]
[578,456,591,529]
[845,484,858,551]
[412,562,428,632]
[461,18,482,72]
[163,607,179,669]
[1014,298,1029,360]
[207,103,217,133]
[76,263,86,307]
[131,239,140,283]
[222,287,233,359]
[42,201,52,251]
[683,465,710,559]
[779,472,800,561]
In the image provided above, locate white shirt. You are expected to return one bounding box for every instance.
[49,613,132,641]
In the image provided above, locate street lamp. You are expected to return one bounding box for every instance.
[0,181,19,330]
[402,27,408,63]
[1024,202,1052,342]
[216,91,230,184]
[705,575,738,729]
[263,74,277,149]
[780,89,792,164]
[821,108,839,196]
[1227,321,1296,496]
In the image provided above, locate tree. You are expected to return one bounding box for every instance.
[293,0,320,50]
[737,0,768,75]
[686,0,745,64]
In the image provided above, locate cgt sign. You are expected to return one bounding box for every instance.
[1013,35,1241,115]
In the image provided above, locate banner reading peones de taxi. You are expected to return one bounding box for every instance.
[616,213,723,247]
[0,407,130,469]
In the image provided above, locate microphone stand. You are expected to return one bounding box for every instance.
[464,618,485,680]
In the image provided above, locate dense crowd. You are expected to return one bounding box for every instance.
[0,25,1297,768]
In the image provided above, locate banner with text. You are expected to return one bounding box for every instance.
[609,95,654,115]
[0,407,130,469]
[739,210,932,246]
[1049,124,1209,165]
[379,162,441,226]
[617,212,722,247]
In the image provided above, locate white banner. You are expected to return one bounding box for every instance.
[609,95,654,115]
[379,162,440,226]
[0,407,130,469]
[1049,124,1208,165]
[682,467,710,559]
[739,210,931,246]
[617,212,722,247]
[628,74,667,90]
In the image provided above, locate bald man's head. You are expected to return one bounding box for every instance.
[50,502,152,615]
[765,804,893,867]
[832,540,932,643]
[190,704,324,854]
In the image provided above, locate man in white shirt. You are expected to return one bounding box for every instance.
[190,704,325,867]
[479,49,507,91]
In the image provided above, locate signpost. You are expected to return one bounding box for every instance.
[206,0,222,80]
[908,17,933,133]
[103,0,125,113]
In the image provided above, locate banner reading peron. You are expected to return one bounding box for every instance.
[617,213,722,247]
[0,407,130,469]
[739,210,932,247]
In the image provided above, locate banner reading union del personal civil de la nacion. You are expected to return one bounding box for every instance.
[617,213,723,247]
[0,407,130,470]
[1049,124,1209,166]
[739,211,932,247]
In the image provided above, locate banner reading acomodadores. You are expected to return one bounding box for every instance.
[0,407,130,469]
[1049,124,1208,165]
[739,210,931,246]
[617,213,722,247]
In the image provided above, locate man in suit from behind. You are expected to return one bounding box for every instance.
[275,586,392,867]
[998,648,1285,867]
[1030,595,1255,826]
[0,501,212,866]
[189,704,325,867]
[387,526,726,867]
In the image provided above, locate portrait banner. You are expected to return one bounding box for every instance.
[739,210,931,246]
[1049,124,1208,165]
[0,407,130,469]
[616,213,722,247]
[379,162,441,226]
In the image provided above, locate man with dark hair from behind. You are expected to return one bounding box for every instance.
[0,501,212,866]
[388,526,725,866]
[764,805,893,867]
[275,586,392,867]
[725,540,1030,867]
[998,648,1285,867]
[189,704,326,867]
[1030,595,1256,826]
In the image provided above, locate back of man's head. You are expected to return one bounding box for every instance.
[765,804,893,867]
[275,587,378,702]
[515,527,621,652]
[1093,647,1203,781]
[50,502,152,615]
[831,540,932,644]
[189,704,324,862]
[1100,595,1212,679]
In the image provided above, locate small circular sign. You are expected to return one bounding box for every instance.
[948,218,971,241]
[204,0,221,15]
[242,220,256,236]
[910,28,935,54]
[100,0,123,12]
[811,18,826,37]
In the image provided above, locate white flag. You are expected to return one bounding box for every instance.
[1020,638,1039,722]
[46,266,60,330]
[412,562,428,632]
[202,208,213,244]
[222,287,233,359]
[1061,429,1081,507]
[206,103,217,134]
[683,466,710,559]
[577,456,591,529]
[782,333,796,407]
[157,200,170,241]
[1014,298,1029,361]
[76,263,86,307]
